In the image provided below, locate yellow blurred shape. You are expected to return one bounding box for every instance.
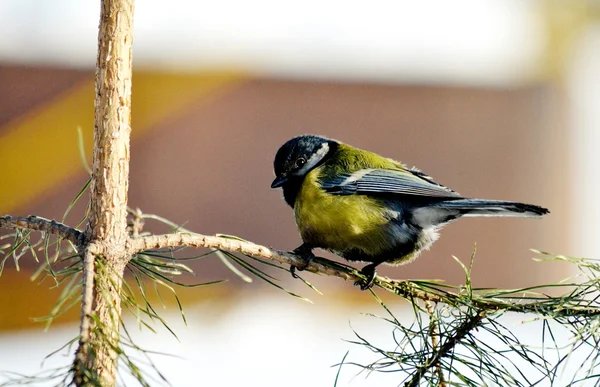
[0,268,236,331]
[0,71,246,213]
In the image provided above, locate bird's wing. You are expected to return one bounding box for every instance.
[320,168,462,198]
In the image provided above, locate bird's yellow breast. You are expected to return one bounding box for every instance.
[294,167,390,256]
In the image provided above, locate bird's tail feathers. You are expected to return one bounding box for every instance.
[434,199,549,218]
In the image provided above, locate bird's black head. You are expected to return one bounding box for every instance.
[271,135,338,206]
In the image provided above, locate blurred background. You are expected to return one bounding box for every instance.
[0,0,599,385]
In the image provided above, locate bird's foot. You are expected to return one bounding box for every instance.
[355,264,377,290]
[290,244,315,278]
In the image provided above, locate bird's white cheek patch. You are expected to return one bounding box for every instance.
[298,143,329,175]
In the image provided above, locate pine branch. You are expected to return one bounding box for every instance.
[405,311,486,387]
[0,215,85,247]
[424,300,446,386]
[131,233,357,281]
[131,231,600,319]
[4,216,599,322]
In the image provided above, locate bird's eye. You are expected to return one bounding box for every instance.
[295,157,306,168]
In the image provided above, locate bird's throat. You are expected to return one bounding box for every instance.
[282,178,304,208]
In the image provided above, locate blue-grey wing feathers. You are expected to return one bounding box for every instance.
[320,168,461,198]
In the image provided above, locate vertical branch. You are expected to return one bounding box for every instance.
[88,0,134,244]
[74,0,134,385]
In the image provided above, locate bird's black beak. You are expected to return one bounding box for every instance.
[271,176,288,188]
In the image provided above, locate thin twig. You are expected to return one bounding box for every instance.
[424,300,446,386]
[127,208,144,238]
[406,311,486,387]
[0,215,85,247]
[130,232,600,318]
[132,233,356,281]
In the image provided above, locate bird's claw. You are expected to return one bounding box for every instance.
[354,276,375,291]
[290,244,314,279]
[290,265,299,278]
[354,265,377,290]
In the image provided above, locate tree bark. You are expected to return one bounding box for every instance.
[74,0,134,385]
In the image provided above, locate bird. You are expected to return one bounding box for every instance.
[270,135,549,290]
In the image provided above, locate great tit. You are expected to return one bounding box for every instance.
[271,135,549,290]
